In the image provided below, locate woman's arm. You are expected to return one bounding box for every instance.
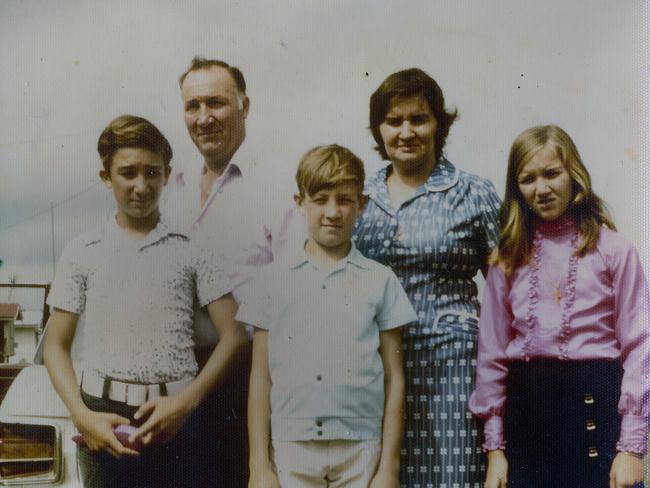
[609,238,649,455]
[476,178,502,278]
[44,309,138,457]
[369,328,405,487]
[607,237,649,486]
[468,265,514,451]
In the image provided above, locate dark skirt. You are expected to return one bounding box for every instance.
[504,358,640,488]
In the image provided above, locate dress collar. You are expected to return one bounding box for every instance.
[366,157,459,214]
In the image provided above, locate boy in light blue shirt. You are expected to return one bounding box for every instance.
[239,145,417,487]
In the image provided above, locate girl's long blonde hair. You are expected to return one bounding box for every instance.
[494,125,615,274]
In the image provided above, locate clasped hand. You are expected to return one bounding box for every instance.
[128,393,193,447]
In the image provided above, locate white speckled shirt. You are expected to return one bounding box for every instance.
[237,243,418,441]
[47,215,232,383]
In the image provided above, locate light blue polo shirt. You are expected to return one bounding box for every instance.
[237,243,417,441]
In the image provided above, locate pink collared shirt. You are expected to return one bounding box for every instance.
[469,218,649,454]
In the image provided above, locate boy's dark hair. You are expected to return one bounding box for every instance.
[178,56,246,95]
[97,115,173,171]
[296,144,365,198]
[369,68,458,163]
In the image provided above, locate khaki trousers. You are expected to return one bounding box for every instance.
[271,439,381,488]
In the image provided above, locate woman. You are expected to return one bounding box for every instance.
[353,68,501,488]
[469,125,647,488]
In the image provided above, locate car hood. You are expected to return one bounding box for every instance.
[0,365,69,418]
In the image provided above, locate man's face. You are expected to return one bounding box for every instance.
[100,147,170,224]
[181,66,249,170]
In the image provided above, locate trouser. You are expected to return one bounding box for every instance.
[272,439,381,488]
[76,390,214,488]
[504,358,644,488]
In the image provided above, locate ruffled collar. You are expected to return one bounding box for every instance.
[534,213,576,237]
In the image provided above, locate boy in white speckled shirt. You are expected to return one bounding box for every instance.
[43,115,247,488]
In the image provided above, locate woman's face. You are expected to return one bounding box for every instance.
[517,144,573,221]
[379,94,438,172]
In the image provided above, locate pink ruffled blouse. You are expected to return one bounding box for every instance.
[469,217,649,454]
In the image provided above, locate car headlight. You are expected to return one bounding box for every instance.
[0,422,62,485]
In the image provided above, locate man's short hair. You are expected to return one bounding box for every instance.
[178,56,247,95]
[97,115,173,171]
[296,144,365,198]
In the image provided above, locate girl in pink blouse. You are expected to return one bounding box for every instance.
[469,125,648,488]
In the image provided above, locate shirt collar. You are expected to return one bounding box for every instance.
[422,157,459,192]
[366,157,459,212]
[287,241,368,271]
[172,141,249,190]
[92,213,188,250]
[202,161,243,181]
[174,160,244,190]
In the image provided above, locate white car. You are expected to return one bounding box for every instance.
[0,365,79,486]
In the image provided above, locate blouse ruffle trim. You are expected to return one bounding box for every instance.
[523,226,579,360]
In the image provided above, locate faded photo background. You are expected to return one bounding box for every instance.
[1,1,646,286]
[0,0,648,479]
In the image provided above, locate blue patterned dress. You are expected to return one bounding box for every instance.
[352,158,501,488]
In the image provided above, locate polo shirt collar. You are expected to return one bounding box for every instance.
[96,213,188,250]
[287,241,368,271]
[366,157,459,214]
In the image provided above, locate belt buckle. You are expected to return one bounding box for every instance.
[110,381,127,402]
[148,384,161,400]
[126,384,147,406]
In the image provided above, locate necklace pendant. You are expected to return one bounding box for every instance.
[554,287,562,304]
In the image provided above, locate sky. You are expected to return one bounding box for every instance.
[0,0,647,290]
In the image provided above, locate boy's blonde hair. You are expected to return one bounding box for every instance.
[295,144,365,198]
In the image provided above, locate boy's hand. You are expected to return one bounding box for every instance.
[73,409,139,458]
[609,452,644,488]
[369,469,399,488]
[129,394,194,446]
[485,450,508,488]
[248,464,281,488]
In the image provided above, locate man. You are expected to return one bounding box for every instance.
[163,57,295,487]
